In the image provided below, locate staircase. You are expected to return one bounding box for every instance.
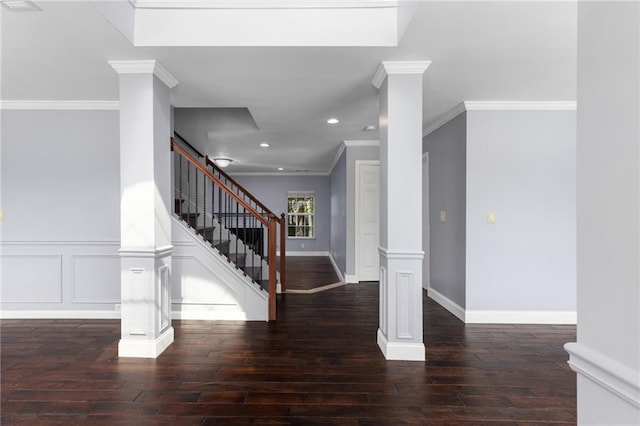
[171,133,286,320]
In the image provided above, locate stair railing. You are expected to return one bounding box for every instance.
[204,155,287,292]
[173,132,286,292]
[172,138,280,320]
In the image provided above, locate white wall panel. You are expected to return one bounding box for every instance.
[72,254,121,303]
[1,255,63,303]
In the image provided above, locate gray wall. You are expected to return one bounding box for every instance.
[231,174,331,252]
[466,110,576,312]
[423,112,467,308]
[1,110,120,241]
[574,3,640,424]
[330,150,347,274]
[1,110,121,313]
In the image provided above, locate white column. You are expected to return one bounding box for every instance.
[565,2,640,424]
[372,61,431,361]
[110,60,178,358]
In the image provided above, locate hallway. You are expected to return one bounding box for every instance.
[1,283,576,424]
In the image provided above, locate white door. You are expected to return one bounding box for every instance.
[357,162,380,282]
[422,153,430,290]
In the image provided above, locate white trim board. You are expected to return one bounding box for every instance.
[422,100,577,138]
[0,100,119,110]
[278,251,330,257]
[465,310,577,325]
[328,253,345,283]
[427,287,465,322]
[565,342,640,409]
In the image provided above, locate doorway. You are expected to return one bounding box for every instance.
[355,161,380,282]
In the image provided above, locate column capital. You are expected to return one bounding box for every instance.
[109,60,178,89]
[372,60,431,89]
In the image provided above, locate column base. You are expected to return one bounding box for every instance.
[377,328,425,361]
[118,326,174,358]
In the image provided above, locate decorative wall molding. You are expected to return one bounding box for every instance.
[344,140,379,147]
[427,287,465,322]
[229,172,329,177]
[71,254,121,304]
[463,101,577,111]
[565,342,640,409]
[119,245,173,258]
[0,240,119,246]
[0,310,121,319]
[132,0,397,9]
[0,100,119,110]
[372,60,432,89]
[108,60,178,89]
[465,309,577,324]
[422,103,466,138]
[377,247,424,259]
[422,100,578,138]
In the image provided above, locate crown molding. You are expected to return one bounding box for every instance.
[229,172,329,177]
[328,143,347,175]
[422,102,466,138]
[343,140,379,147]
[463,101,577,111]
[131,0,397,9]
[0,100,119,110]
[422,100,578,138]
[108,60,178,89]
[372,60,431,89]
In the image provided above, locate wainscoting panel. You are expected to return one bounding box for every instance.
[71,254,121,304]
[0,254,63,303]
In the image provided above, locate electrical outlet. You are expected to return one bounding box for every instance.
[0,208,5,221]
[487,212,496,224]
[115,304,121,311]
[439,211,447,222]
[301,242,305,249]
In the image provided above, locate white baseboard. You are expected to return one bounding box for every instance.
[465,309,577,324]
[171,310,248,320]
[280,251,330,257]
[118,327,174,358]
[565,342,640,414]
[0,310,121,319]
[344,274,358,283]
[328,253,345,282]
[427,287,465,322]
[377,328,425,361]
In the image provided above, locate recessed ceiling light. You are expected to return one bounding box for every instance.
[326,118,339,124]
[277,167,284,171]
[1,0,40,11]
[259,142,270,148]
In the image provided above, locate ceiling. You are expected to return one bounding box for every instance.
[1,1,577,173]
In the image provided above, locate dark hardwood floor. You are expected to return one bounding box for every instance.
[282,256,341,291]
[1,279,576,424]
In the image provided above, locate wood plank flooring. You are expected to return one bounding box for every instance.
[1,281,576,424]
[282,256,341,291]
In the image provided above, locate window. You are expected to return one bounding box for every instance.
[287,192,315,238]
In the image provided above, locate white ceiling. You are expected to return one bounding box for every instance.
[1,1,577,173]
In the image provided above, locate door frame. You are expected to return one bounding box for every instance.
[355,160,380,282]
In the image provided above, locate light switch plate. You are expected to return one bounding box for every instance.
[487,212,496,224]
[440,211,447,222]
[0,208,4,221]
